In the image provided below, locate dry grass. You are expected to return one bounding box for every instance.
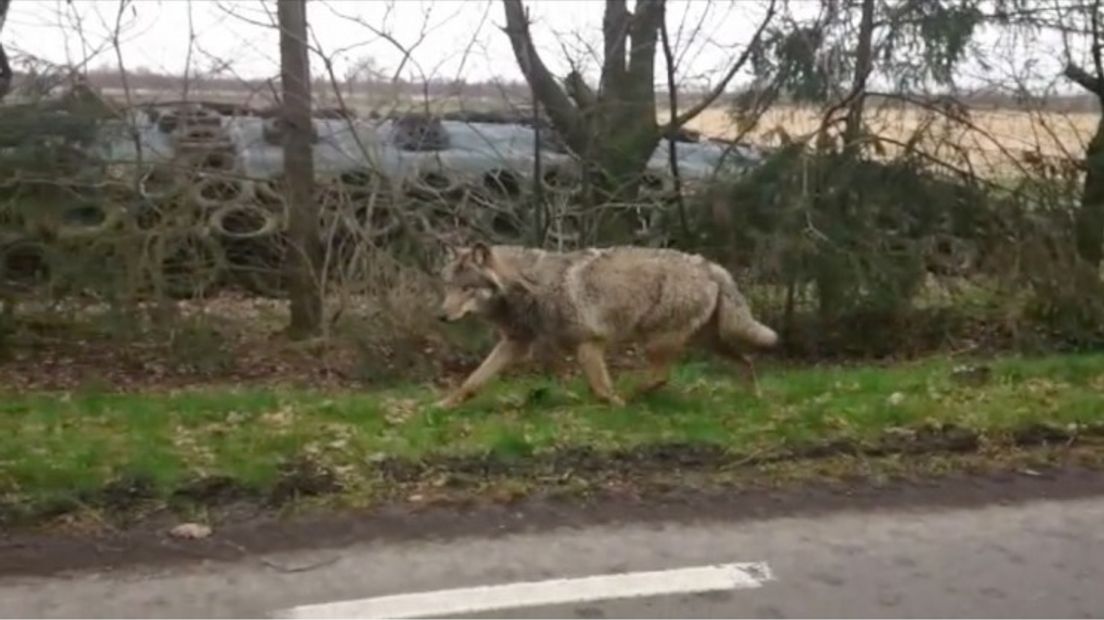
[678,103,1097,179]
[685,105,1094,153]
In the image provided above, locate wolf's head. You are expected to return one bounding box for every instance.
[437,243,510,322]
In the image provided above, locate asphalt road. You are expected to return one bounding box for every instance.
[4,493,1104,618]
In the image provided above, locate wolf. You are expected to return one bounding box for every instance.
[434,243,778,409]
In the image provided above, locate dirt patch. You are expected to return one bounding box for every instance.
[95,474,160,510]
[268,456,344,504]
[3,462,1104,578]
[171,476,258,505]
[375,442,732,484]
[374,421,1102,488]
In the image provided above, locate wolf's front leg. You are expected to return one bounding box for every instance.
[576,341,624,407]
[436,338,528,409]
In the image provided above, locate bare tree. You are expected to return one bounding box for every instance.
[277,0,323,338]
[501,0,775,205]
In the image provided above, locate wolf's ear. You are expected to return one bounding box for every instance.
[470,242,491,267]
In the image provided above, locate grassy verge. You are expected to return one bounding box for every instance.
[3,353,1104,524]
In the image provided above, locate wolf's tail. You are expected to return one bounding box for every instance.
[706,263,778,348]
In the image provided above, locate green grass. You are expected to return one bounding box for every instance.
[2,352,1104,518]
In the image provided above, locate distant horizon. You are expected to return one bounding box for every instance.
[9,65,1100,116]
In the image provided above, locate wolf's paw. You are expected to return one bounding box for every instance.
[606,394,626,408]
[433,392,468,409]
[632,380,669,400]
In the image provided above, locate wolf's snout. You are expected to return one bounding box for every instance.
[437,312,450,323]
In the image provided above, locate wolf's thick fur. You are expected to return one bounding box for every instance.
[435,243,778,408]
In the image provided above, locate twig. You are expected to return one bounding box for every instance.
[108,0,143,177]
[662,0,777,131]
[659,3,690,242]
[181,0,195,103]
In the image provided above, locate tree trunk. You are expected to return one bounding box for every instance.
[591,0,662,204]
[277,0,323,338]
[1064,46,1104,267]
[502,0,661,212]
[842,0,876,155]
[1077,114,1104,267]
[501,0,771,242]
[0,0,12,102]
[816,0,877,323]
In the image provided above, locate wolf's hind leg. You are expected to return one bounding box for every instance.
[436,338,528,408]
[576,341,624,407]
[737,353,761,397]
[716,344,762,398]
[633,336,687,399]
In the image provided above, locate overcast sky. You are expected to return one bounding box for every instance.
[2,0,1079,94]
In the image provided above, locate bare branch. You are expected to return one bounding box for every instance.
[321,1,441,84]
[664,0,777,130]
[182,0,195,101]
[110,0,141,170]
[659,2,689,240]
[500,0,583,147]
[1065,61,1104,94]
[564,70,596,110]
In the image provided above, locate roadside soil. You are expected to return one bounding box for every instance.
[3,460,1104,579]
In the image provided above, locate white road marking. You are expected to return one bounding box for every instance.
[275,561,773,619]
